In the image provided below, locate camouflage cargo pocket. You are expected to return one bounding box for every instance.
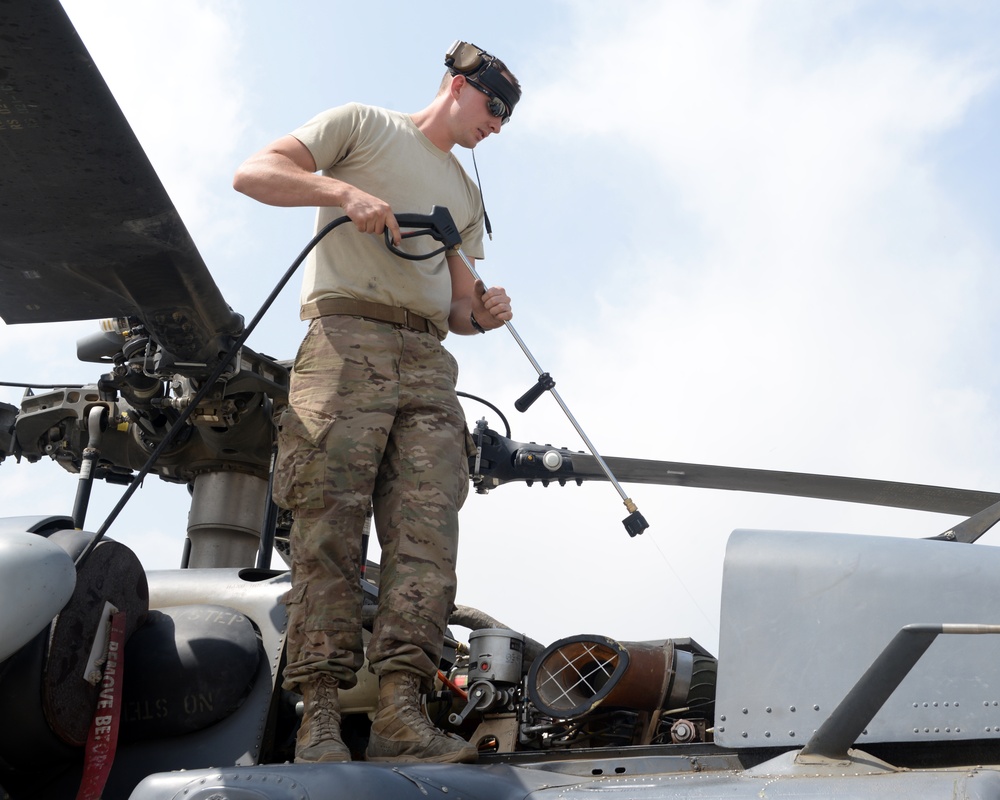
[280,581,305,608]
[271,406,335,510]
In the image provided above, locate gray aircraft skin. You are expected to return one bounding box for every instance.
[4,2,1000,799]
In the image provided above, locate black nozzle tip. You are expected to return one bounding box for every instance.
[623,510,649,537]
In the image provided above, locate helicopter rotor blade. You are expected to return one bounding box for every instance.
[596,454,1000,517]
[473,428,1000,517]
[0,0,242,370]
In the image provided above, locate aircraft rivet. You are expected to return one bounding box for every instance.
[741,732,748,738]
[719,715,727,722]
[813,705,820,711]
[788,731,795,737]
[764,731,771,737]
[741,708,748,715]
[789,706,796,713]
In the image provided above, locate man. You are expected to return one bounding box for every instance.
[233,42,520,764]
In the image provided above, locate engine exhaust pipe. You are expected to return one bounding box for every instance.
[525,634,716,721]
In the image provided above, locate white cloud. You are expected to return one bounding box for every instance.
[515,1,999,476]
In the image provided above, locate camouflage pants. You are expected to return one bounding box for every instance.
[275,315,470,690]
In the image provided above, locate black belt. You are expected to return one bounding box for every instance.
[301,298,443,339]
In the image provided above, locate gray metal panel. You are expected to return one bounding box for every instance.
[105,569,289,798]
[125,760,1000,800]
[129,763,560,800]
[715,530,1000,748]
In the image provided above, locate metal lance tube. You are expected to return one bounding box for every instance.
[452,247,648,536]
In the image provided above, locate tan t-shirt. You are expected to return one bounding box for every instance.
[291,103,485,335]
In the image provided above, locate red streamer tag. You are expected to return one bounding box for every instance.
[76,610,126,800]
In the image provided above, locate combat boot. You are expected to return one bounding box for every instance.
[295,672,351,763]
[365,671,477,763]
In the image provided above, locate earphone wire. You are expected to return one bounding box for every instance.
[471,148,493,240]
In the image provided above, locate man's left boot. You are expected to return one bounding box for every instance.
[365,671,477,763]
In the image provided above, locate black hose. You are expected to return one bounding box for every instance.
[451,604,546,666]
[75,215,352,568]
[360,602,545,667]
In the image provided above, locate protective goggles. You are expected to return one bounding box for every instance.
[445,40,520,125]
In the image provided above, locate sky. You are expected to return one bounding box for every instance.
[2,0,1000,657]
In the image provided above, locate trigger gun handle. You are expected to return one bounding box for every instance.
[394,206,463,249]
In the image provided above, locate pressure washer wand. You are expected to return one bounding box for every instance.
[453,246,649,537]
[388,206,648,535]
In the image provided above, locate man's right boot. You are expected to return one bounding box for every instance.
[295,672,351,763]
